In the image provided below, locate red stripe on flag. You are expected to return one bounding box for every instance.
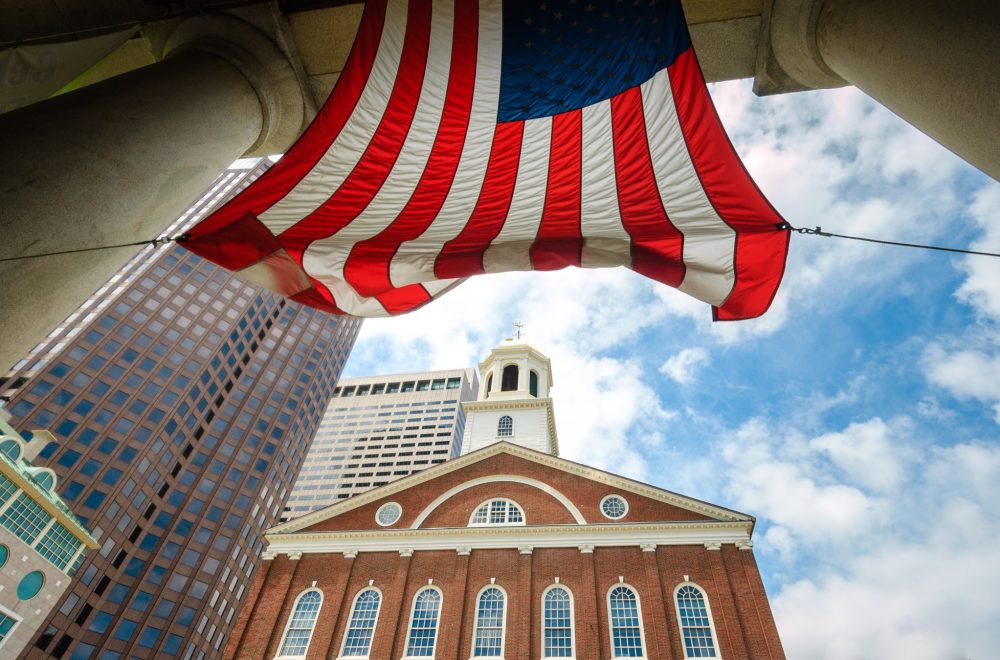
[279,0,433,308]
[378,283,438,315]
[610,88,685,288]
[530,110,583,270]
[188,0,388,243]
[343,0,479,305]
[668,48,788,320]
[434,121,524,279]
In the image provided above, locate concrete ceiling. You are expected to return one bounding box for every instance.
[2,0,766,109]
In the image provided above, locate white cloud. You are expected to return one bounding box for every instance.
[809,418,910,493]
[659,347,710,385]
[924,346,1000,422]
[956,186,1000,320]
[771,441,1000,660]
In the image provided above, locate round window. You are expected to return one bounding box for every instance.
[600,494,629,520]
[376,502,402,527]
[0,544,8,569]
[17,570,45,600]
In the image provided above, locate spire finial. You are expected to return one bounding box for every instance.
[512,321,524,340]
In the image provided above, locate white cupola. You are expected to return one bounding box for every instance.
[460,339,559,456]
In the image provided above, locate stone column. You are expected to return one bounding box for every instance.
[0,14,307,371]
[816,0,1000,180]
[759,0,1000,181]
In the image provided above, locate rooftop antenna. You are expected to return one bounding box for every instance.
[512,321,524,340]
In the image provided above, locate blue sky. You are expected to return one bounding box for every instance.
[341,80,1000,659]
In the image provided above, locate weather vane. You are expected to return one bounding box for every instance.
[512,321,524,340]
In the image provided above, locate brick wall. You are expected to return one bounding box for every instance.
[228,544,784,659]
[303,452,716,533]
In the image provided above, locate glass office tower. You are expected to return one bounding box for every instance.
[0,163,361,659]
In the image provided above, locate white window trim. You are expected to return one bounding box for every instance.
[376,502,403,527]
[673,581,723,659]
[468,498,526,527]
[274,588,323,660]
[599,494,629,520]
[401,585,443,659]
[606,582,647,660]
[469,583,508,660]
[0,602,22,650]
[496,415,514,439]
[337,586,383,660]
[540,584,575,659]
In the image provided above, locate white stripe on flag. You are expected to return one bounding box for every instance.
[482,116,551,273]
[641,67,736,305]
[388,0,503,288]
[302,0,456,315]
[579,100,630,269]
[256,0,410,233]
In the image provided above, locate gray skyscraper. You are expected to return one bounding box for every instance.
[0,163,361,659]
[283,368,477,520]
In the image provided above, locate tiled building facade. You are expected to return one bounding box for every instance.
[0,163,361,659]
[0,410,98,656]
[283,369,477,520]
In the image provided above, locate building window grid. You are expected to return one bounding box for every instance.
[0,493,51,545]
[0,475,17,506]
[340,588,381,657]
[0,609,20,648]
[472,586,505,657]
[609,585,645,658]
[35,522,83,570]
[403,587,442,657]
[497,415,513,437]
[277,589,322,657]
[470,499,524,526]
[675,585,719,658]
[542,586,574,658]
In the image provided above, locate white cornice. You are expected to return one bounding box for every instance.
[268,442,752,535]
[264,521,752,556]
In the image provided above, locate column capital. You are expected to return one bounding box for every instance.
[399,548,414,558]
[518,545,533,555]
[578,544,595,554]
[736,540,754,551]
[260,550,276,561]
[456,547,472,556]
[754,0,847,95]
[343,549,359,560]
[287,551,302,561]
[704,542,722,551]
[150,12,311,156]
[640,543,657,553]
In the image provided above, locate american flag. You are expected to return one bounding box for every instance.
[184,0,789,320]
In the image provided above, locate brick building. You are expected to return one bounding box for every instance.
[227,342,784,659]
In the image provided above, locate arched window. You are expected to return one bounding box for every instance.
[469,499,524,526]
[542,585,574,658]
[608,585,645,658]
[501,365,518,391]
[0,438,22,462]
[472,586,506,657]
[277,589,323,657]
[339,588,381,658]
[485,374,493,396]
[529,370,539,397]
[497,415,513,437]
[675,584,720,658]
[403,587,442,657]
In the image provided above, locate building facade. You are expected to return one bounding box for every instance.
[0,409,98,656]
[0,163,362,659]
[284,368,478,521]
[228,342,785,659]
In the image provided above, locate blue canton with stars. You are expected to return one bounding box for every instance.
[497,0,692,122]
